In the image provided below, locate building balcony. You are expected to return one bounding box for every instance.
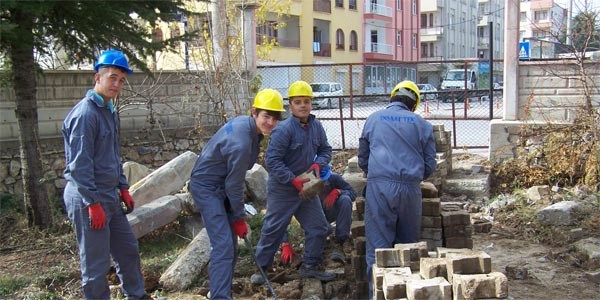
[256,34,301,48]
[313,42,331,57]
[364,2,392,17]
[478,15,489,26]
[420,27,443,37]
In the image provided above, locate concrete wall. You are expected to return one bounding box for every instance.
[490,54,600,162]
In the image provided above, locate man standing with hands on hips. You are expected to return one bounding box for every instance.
[62,50,149,300]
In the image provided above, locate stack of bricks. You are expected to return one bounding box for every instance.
[421,183,443,251]
[440,203,473,249]
[372,245,508,299]
[427,124,452,190]
[350,195,369,299]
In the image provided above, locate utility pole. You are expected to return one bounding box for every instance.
[566,0,573,46]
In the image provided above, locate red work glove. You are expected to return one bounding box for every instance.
[323,189,341,209]
[308,163,321,177]
[120,189,134,214]
[232,219,249,238]
[88,203,106,229]
[291,177,309,192]
[281,242,294,264]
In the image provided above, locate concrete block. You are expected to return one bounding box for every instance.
[351,220,365,237]
[372,266,412,290]
[421,181,439,198]
[441,210,471,226]
[446,251,492,283]
[376,248,403,267]
[421,216,442,228]
[420,258,448,279]
[421,228,443,240]
[406,277,452,300]
[436,247,474,258]
[452,272,508,300]
[383,273,421,300]
[422,198,441,216]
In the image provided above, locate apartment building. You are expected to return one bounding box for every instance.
[519,0,566,58]
[476,0,504,60]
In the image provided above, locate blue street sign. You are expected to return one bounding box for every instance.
[519,41,530,60]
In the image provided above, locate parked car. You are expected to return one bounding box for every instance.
[417,84,438,100]
[310,82,343,109]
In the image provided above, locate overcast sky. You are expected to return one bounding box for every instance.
[553,0,600,13]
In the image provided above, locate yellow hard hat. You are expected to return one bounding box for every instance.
[288,81,313,98]
[253,89,285,112]
[390,80,421,111]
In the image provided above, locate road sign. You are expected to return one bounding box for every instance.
[519,41,530,60]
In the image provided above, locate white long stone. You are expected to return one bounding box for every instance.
[127,194,184,239]
[129,151,198,207]
[159,227,210,291]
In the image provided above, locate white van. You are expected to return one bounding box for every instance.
[310,82,343,109]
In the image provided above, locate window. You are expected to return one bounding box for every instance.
[421,14,428,28]
[412,0,417,15]
[429,13,433,27]
[397,0,402,10]
[397,30,402,47]
[349,0,357,9]
[257,21,278,43]
[534,10,548,22]
[336,29,345,49]
[350,30,358,50]
[429,43,434,57]
[421,43,428,57]
[336,0,343,8]
[412,33,417,48]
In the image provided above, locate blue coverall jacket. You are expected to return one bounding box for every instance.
[254,114,332,268]
[319,173,356,243]
[62,90,145,300]
[358,101,437,299]
[189,115,263,300]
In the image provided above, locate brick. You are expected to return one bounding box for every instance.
[351,220,365,237]
[452,272,508,300]
[422,198,441,216]
[372,266,412,290]
[443,225,473,238]
[446,251,492,283]
[421,181,439,198]
[421,238,443,251]
[444,237,473,249]
[354,236,366,255]
[421,227,443,240]
[421,216,442,228]
[375,248,403,267]
[472,219,492,233]
[406,277,452,300]
[394,242,429,271]
[441,210,471,226]
[420,258,448,279]
[351,251,367,281]
[436,247,474,258]
[383,273,421,300]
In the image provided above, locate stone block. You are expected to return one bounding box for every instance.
[443,225,473,238]
[446,251,492,283]
[436,247,474,258]
[383,273,421,300]
[422,198,441,216]
[351,220,365,237]
[406,277,452,300]
[351,251,367,281]
[421,216,442,228]
[472,219,492,233]
[354,237,366,255]
[420,258,448,279]
[452,272,508,300]
[441,210,471,226]
[421,181,439,198]
[302,278,325,300]
[421,238,444,251]
[372,266,412,290]
[376,248,403,268]
[444,237,473,249]
[421,228,443,240]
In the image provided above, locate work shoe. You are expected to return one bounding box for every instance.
[300,264,336,281]
[250,272,267,285]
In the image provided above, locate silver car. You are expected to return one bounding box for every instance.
[417,84,438,100]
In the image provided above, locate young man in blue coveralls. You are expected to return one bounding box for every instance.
[62,50,149,300]
[251,80,336,284]
[279,170,356,264]
[358,80,437,299]
[188,89,285,300]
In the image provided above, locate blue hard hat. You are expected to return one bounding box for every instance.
[94,50,133,74]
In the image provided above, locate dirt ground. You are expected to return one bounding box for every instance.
[1,152,599,299]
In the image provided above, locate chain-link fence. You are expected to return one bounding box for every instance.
[257,60,504,150]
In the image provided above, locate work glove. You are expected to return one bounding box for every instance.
[281,242,294,264]
[291,177,310,193]
[308,163,321,177]
[323,189,341,209]
[232,219,249,238]
[120,189,134,214]
[88,203,106,229]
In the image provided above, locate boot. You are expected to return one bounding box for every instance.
[299,263,336,281]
